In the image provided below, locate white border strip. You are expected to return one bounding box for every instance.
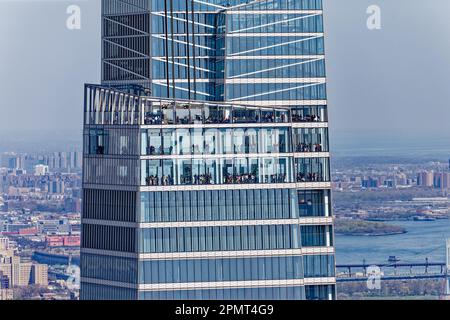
[80,277,336,291]
[80,247,335,260]
[82,217,333,229]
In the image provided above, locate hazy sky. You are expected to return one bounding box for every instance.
[1,0,450,149]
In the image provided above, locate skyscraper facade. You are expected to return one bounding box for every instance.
[81,0,335,300]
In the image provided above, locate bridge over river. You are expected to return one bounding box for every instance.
[336,258,447,282]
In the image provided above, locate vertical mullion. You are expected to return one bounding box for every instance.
[169,0,176,98]
[163,0,170,98]
[190,0,197,100]
[185,0,192,99]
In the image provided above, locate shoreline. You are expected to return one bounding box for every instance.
[366,217,446,222]
[335,219,407,237]
[336,231,408,237]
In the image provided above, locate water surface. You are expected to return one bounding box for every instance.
[335,219,450,265]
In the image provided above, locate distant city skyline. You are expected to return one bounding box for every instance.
[1,0,450,145]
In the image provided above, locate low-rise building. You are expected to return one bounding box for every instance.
[0,239,48,288]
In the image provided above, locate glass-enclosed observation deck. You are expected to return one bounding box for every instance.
[84,84,328,127]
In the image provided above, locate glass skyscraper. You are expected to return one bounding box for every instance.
[81,0,336,300]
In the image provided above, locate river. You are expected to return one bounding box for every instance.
[335,219,450,265]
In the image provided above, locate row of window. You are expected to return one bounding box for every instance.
[141,157,330,186]
[84,86,141,126]
[104,41,149,60]
[151,13,217,36]
[225,83,327,101]
[226,58,326,79]
[227,37,324,56]
[82,155,329,188]
[141,104,328,125]
[234,0,323,10]
[138,285,332,300]
[83,189,137,222]
[150,81,327,104]
[103,62,149,82]
[143,103,289,126]
[138,286,306,300]
[299,190,331,217]
[104,36,149,58]
[151,59,217,83]
[140,189,294,223]
[86,127,139,156]
[82,224,136,253]
[81,283,334,301]
[148,0,323,12]
[152,82,218,101]
[103,12,149,35]
[141,127,328,156]
[82,223,331,253]
[81,254,334,284]
[140,189,331,223]
[150,57,326,80]
[138,255,334,284]
[83,157,139,186]
[139,225,331,253]
[81,254,137,284]
[148,7,324,35]
[85,96,327,126]
[142,127,290,156]
[103,69,327,101]
[80,283,137,300]
[81,189,333,223]
[306,284,335,300]
[151,36,220,60]
[228,14,323,34]
[82,188,332,223]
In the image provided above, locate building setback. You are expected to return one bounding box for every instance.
[81,0,336,300]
